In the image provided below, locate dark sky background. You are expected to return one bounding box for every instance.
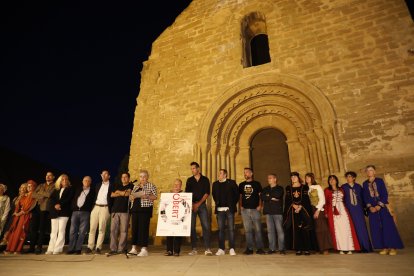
[0,1,192,183]
[1,1,413,190]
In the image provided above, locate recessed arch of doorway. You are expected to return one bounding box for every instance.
[250,127,291,188]
[195,72,343,186]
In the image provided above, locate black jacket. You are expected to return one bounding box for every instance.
[212,179,239,214]
[261,185,284,215]
[71,186,96,212]
[93,182,114,213]
[48,186,75,219]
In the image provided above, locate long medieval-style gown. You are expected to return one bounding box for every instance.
[362,178,403,250]
[324,188,360,252]
[308,184,332,252]
[341,182,372,252]
[284,184,315,252]
[4,193,36,253]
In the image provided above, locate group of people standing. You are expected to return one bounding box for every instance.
[175,163,404,257]
[0,169,157,257]
[0,163,404,257]
[284,166,404,256]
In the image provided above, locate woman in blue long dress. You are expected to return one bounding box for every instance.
[362,165,404,255]
[341,171,372,252]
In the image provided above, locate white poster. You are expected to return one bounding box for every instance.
[156,192,192,237]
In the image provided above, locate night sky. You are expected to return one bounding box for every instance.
[0,1,192,181]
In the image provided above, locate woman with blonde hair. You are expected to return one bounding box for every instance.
[4,180,37,254]
[46,174,74,255]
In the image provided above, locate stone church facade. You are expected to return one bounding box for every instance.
[129,0,414,244]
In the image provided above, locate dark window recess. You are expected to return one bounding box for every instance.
[405,0,414,21]
[250,34,271,66]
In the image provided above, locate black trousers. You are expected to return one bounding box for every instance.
[131,211,151,247]
[29,209,51,249]
[166,237,182,254]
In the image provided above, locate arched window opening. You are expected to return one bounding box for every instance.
[251,34,271,66]
[241,12,271,68]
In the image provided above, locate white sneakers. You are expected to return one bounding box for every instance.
[128,248,138,256]
[137,248,148,257]
[188,249,198,256]
[190,248,236,256]
[215,249,225,256]
[188,249,212,256]
[215,248,236,256]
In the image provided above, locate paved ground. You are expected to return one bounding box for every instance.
[1,246,413,276]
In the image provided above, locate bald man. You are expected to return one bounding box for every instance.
[67,176,96,254]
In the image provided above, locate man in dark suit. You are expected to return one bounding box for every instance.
[212,169,239,256]
[67,176,95,254]
[85,170,113,255]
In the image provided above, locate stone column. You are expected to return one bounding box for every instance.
[229,146,237,180]
[326,126,341,173]
[220,146,227,171]
[200,143,208,178]
[315,128,330,177]
[210,145,218,183]
[299,136,312,172]
[236,146,251,183]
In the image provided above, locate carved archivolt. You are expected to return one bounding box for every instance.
[196,72,343,183]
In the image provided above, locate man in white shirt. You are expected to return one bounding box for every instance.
[85,170,113,255]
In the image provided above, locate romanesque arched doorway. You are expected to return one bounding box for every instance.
[250,128,291,188]
[196,73,343,186]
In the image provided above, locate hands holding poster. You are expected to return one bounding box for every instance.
[156,192,192,237]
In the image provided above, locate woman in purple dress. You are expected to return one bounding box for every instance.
[362,165,403,255]
[341,171,372,252]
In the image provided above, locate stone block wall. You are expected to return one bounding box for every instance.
[129,0,414,244]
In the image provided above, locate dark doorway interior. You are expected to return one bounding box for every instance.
[250,128,291,188]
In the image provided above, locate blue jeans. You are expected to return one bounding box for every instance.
[241,208,264,250]
[191,203,211,249]
[216,210,235,250]
[68,211,90,251]
[266,214,285,251]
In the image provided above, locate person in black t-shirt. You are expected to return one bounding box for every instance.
[107,173,132,255]
[261,173,285,255]
[185,162,212,256]
[239,167,265,255]
[212,169,239,256]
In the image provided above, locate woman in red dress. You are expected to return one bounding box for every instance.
[3,180,37,254]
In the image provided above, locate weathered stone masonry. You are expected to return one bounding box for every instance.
[129,0,414,244]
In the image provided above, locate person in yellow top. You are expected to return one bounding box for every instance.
[305,173,332,255]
